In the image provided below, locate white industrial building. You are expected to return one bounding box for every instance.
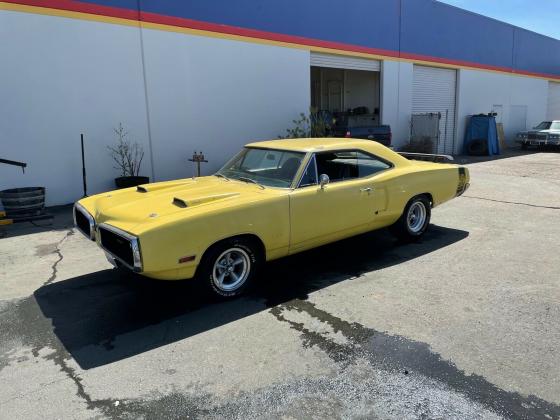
[1,0,559,206]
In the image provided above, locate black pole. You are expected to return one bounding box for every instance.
[0,158,27,173]
[81,134,88,197]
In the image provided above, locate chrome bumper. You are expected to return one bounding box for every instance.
[520,139,560,146]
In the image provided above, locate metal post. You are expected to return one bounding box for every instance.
[443,109,449,154]
[81,134,88,197]
[188,151,208,178]
[0,158,27,173]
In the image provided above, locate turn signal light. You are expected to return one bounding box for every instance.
[179,255,196,264]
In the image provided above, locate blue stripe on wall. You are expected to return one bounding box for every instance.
[514,29,560,76]
[77,0,560,77]
[139,0,402,52]
[400,1,515,69]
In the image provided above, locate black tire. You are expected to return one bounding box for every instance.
[467,139,488,156]
[198,238,261,299]
[390,195,431,241]
[521,142,528,150]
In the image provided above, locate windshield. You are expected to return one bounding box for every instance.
[534,121,552,129]
[217,147,304,188]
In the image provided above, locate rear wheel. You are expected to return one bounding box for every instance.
[198,238,260,299]
[390,195,431,241]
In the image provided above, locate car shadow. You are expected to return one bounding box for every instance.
[34,225,468,369]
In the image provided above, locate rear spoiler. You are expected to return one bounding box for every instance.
[397,152,454,163]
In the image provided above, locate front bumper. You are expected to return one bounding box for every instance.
[519,139,560,146]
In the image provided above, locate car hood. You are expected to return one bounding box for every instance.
[527,129,560,134]
[80,176,279,233]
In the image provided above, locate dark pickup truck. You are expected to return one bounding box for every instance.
[332,113,392,146]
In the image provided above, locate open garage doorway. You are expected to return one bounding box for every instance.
[310,53,388,145]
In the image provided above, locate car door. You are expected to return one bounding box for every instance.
[288,150,391,253]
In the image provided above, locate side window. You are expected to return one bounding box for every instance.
[315,151,358,182]
[315,150,391,183]
[299,155,318,187]
[355,151,391,177]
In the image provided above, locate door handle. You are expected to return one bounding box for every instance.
[360,187,373,193]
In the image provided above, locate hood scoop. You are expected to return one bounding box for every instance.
[136,180,195,194]
[173,197,188,208]
[172,192,239,208]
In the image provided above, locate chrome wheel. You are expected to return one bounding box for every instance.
[212,247,251,292]
[407,201,427,233]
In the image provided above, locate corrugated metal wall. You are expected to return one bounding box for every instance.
[310,53,380,71]
[412,65,457,154]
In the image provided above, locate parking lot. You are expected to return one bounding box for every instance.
[0,151,559,419]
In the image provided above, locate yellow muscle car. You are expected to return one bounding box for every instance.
[74,138,469,297]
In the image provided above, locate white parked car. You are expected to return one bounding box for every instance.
[516,121,560,149]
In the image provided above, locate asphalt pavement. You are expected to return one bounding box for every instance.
[1,150,559,419]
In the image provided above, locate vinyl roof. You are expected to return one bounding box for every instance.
[245,138,389,153]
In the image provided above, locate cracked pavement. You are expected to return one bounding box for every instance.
[0,151,559,419]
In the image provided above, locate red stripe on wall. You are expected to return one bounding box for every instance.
[138,9,402,59]
[3,0,560,81]
[5,0,139,20]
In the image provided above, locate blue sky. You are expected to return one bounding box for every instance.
[438,0,560,40]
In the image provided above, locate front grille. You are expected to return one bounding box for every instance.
[528,133,546,140]
[98,227,134,267]
[75,209,91,238]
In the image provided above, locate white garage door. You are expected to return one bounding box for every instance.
[310,52,380,71]
[413,65,457,154]
[547,82,560,120]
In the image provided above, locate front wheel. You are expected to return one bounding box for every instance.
[198,238,260,299]
[390,196,431,241]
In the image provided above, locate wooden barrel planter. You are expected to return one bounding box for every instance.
[0,187,46,219]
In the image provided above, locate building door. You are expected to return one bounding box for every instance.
[412,65,457,154]
[547,82,560,120]
[310,52,381,115]
[509,105,528,145]
[492,104,504,123]
[310,52,381,72]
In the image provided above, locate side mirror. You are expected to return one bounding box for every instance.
[319,174,330,189]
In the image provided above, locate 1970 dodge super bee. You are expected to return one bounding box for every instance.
[74,138,469,297]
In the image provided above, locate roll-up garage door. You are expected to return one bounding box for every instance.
[310,52,380,72]
[547,82,560,120]
[413,65,457,154]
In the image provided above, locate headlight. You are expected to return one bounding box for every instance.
[548,134,560,140]
[517,133,527,139]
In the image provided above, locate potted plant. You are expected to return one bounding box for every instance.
[108,123,149,189]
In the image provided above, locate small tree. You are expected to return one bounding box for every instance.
[280,108,332,138]
[107,123,144,177]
